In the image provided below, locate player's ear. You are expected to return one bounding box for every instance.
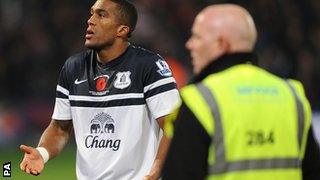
[117,25,130,37]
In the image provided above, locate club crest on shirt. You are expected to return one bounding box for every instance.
[156,59,172,77]
[114,71,131,89]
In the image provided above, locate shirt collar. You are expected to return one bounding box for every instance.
[94,45,131,69]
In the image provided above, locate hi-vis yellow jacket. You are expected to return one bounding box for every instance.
[166,64,311,180]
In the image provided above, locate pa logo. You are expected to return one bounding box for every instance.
[90,112,115,134]
[3,162,11,177]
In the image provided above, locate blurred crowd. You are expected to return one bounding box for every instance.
[0,0,320,147]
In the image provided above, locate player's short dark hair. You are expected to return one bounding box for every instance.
[110,0,138,38]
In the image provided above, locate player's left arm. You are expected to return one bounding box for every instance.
[142,55,180,179]
[144,116,170,180]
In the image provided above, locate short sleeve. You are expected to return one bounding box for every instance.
[52,64,72,120]
[143,55,180,119]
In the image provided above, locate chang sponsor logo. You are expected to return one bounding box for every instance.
[85,135,120,151]
[85,112,121,151]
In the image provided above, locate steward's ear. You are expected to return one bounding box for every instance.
[217,36,230,54]
[117,25,130,37]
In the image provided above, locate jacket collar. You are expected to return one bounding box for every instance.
[191,52,257,83]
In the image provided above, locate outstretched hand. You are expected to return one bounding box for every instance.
[19,145,45,176]
[143,175,157,180]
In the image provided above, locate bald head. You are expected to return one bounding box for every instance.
[186,4,257,74]
[200,4,257,51]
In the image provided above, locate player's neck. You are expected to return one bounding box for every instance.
[97,41,129,64]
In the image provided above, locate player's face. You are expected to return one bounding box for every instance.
[186,14,221,74]
[85,0,120,50]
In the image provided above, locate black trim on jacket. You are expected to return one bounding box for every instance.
[192,52,257,83]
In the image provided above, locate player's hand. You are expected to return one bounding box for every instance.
[19,145,44,176]
[143,174,158,180]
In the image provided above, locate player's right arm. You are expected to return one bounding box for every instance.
[20,56,76,175]
[19,119,73,176]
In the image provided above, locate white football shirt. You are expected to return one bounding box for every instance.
[52,45,180,179]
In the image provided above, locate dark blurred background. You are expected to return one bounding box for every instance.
[1,0,320,149]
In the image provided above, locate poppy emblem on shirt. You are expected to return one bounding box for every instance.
[96,77,107,91]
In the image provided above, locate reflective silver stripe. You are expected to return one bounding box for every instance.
[196,83,226,169]
[196,82,301,175]
[210,158,300,174]
[285,81,305,149]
